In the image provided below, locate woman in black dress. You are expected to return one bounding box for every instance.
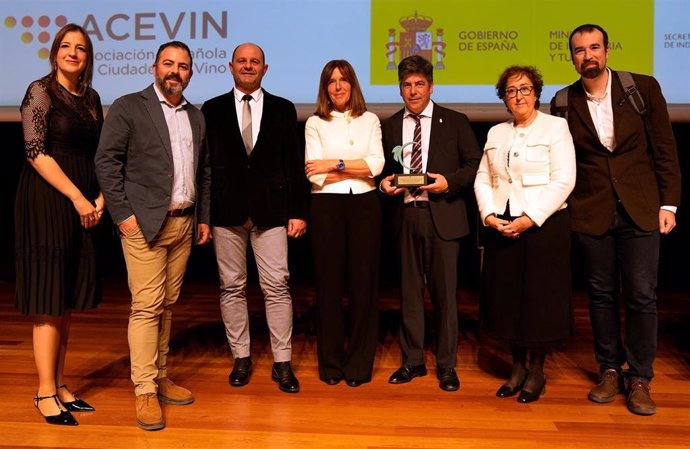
[15,24,104,425]
[474,66,576,403]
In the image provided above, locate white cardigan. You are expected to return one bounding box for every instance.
[474,111,576,227]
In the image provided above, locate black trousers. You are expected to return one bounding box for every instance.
[310,191,381,381]
[399,206,459,369]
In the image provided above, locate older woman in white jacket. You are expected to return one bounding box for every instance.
[474,65,576,403]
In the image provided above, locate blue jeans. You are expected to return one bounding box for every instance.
[577,205,659,380]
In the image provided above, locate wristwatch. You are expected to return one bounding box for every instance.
[337,159,345,171]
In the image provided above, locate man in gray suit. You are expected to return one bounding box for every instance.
[95,41,211,431]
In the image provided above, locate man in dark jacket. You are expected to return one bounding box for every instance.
[550,24,681,416]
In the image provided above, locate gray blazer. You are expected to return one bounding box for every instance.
[95,84,210,243]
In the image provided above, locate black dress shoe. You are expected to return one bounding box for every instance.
[272,362,300,393]
[517,376,546,403]
[496,379,526,398]
[437,368,460,392]
[388,364,427,384]
[229,357,252,387]
[323,377,341,386]
[346,379,362,387]
[34,394,78,426]
[57,384,95,412]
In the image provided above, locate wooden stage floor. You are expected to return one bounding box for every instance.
[1,280,689,448]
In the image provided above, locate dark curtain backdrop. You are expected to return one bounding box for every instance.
[1,120,688,292]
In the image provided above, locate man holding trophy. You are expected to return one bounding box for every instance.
[380,55,481,392]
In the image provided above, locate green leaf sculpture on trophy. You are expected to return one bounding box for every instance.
[391,141,428,187]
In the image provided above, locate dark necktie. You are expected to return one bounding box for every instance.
[409,113,422,197]
[241,94,253,155]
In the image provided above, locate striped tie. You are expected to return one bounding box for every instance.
[409,113,422,197]
[241,94,253,155]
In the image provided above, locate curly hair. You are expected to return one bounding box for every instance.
[495,65,544,108]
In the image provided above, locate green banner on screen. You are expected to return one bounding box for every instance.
[371,0,653,85]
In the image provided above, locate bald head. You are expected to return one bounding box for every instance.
[232,43,265,64]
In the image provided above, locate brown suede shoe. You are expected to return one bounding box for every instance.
[588,369,621,403]
[626,378,657,415]
[135,392,165,431]
[156,377,194,405]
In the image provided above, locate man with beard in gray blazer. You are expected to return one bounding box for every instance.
[96,41,211,431]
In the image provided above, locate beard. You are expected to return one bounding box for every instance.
[156,73,187,96]
[580,62,604,79]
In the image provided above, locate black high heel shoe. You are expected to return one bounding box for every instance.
[517,376,546,403]
[34,394,78,426]
[58,384,95,412]
[496,378,526,398]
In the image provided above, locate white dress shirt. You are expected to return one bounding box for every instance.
[584,67,616,152]
[402,101,434,203]
[305,110,385,194]
[153,83,195,210]
[233,87,264,147]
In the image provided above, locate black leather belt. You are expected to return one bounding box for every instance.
[167,205,195,217]
[404,201,430,208]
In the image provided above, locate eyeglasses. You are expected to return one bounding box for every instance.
[504,86,534,98]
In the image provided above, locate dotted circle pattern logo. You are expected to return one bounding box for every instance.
[4,14,68,59]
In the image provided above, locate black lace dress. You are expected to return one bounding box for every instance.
[15,79,104,316]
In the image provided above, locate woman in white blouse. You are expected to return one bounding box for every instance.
[474,66,576,403]
[305,60,385,387]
